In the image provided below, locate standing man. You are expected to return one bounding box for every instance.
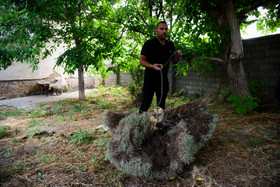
[139,21,182,114]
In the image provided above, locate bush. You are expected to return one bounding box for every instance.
[227,95,259,114]
[220,80,260,114]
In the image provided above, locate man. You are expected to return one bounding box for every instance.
[139,21,182,114]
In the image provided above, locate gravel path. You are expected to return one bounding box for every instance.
[0,89,94,109]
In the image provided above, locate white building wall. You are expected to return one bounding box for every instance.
[0,45,78,81]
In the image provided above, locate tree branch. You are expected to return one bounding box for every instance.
[89,14,116,23]
[159,1,165,21]
[181,55,225,64]
[242,19,257,25]
[137,11,148,25]
[126,53,139,60]
[237,1,264,18]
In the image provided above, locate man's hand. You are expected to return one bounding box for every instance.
[172,50,182,64]
[153,64,163,71]
[175,50,182,59]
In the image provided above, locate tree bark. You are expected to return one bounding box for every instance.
[74,37,86,100]
[207,0,250,97]
[223,0,250,97]
[78,63,86,100]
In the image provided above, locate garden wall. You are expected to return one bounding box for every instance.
[106,34,280,105]
[174,34,280,105]
[1,34,279,102]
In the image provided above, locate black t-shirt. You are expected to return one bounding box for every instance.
[141,37,175,78]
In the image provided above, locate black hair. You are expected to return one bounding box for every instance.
[156,21,167,28]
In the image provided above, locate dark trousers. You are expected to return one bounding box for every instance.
[276,77,280,105]
[139,73,169,113]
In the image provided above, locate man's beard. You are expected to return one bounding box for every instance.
[158,34,167,40]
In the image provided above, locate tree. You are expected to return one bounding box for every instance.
[120,0,279,98]
[113,0,180,103]
[0,0,54,70]
[0,0,122,100]
[173,0,280,97]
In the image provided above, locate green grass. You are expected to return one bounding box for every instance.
[11,137,21,143]
[0,108,23,120]
[10,163,28,172]
[0,125,11,138]
[68,129,93,146]
[37,156,56,164]
[29,118,44,127]
[25,128,41,138]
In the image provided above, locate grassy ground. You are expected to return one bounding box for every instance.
[0,86,279,186]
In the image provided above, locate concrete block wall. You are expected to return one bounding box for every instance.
[174,34,280,101]
[175,64,228,97]
[103,72,132,87]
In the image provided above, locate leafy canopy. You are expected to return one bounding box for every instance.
[0,0,124,75]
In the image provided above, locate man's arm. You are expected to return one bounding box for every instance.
[140,54,163,71]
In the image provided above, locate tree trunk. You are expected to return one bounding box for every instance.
[116,66,120,85]
[78,63,86,100]
[74,37,86,100]
[225,1,250,97]
[226,59,250,97]
[215,0,250,97]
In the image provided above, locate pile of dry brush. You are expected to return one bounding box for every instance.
[103,100,218,179]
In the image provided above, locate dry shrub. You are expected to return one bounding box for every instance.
[104,100,218,179]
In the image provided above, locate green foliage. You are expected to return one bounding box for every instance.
[220,80,261,114]
[227,95,259,114]
[0,0,53,70]
[25,128,41,138]
[0,148,14,159]
[91,154,107,166]
[1,0,124,71]
[126,82,142,100]
[125,67,144,102]
[248,79,261,94]
[71,103,84,112]
[10,163,28,172]
[219,87,231,98]
[0,108,22,120]
[98,99,114,109]
[35,147,46,155]
[25,108,50,118]
[29,118,43,127]
[68,130,93,146]
[0,125,11,138]
[87,86,129,111]
[37,172,45,180]
[37,156,56,164]
[11,137,21,143]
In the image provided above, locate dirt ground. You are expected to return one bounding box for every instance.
[0,87,279,186]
